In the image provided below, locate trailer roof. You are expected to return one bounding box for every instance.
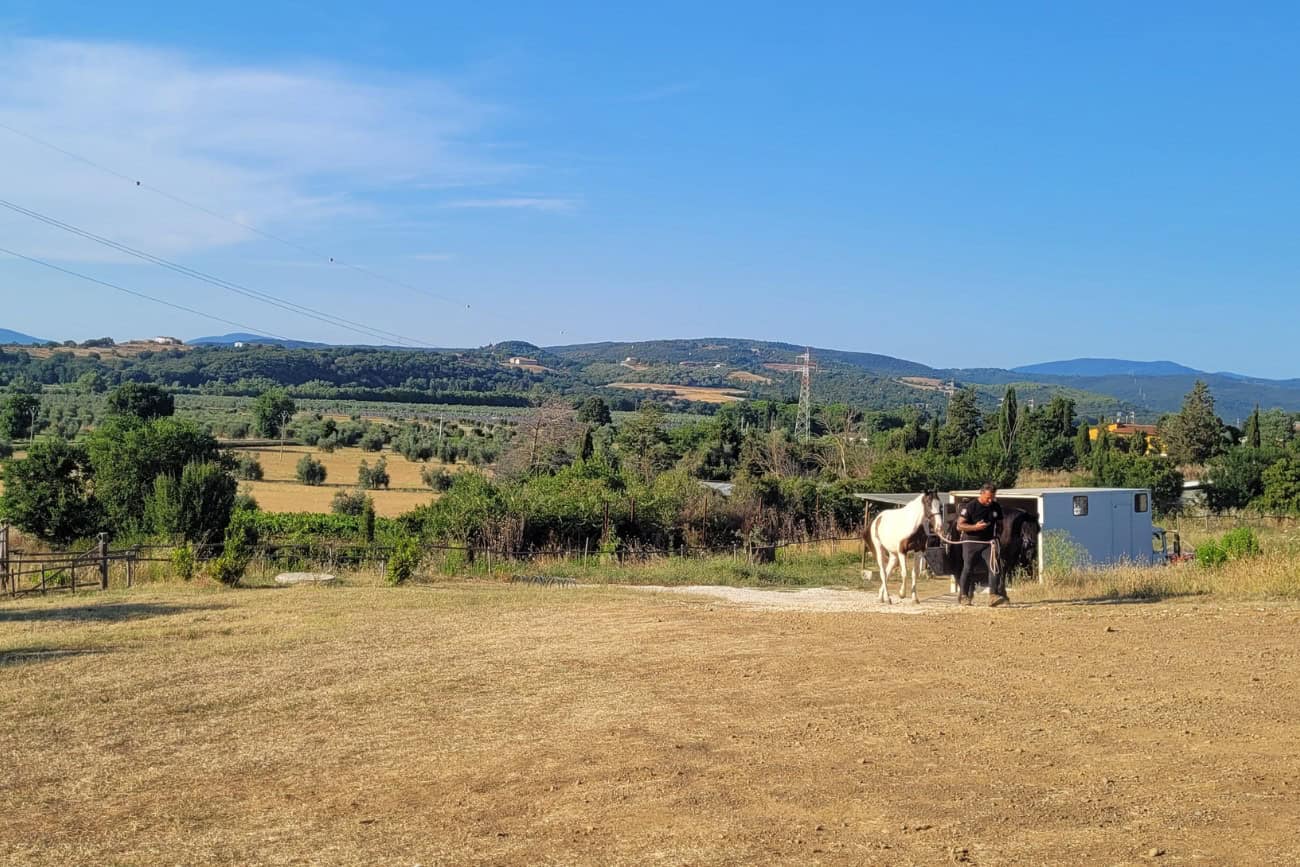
[853,492,926,506]
[949,487,1148,497]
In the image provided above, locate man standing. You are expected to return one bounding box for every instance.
[956,482,1007,607]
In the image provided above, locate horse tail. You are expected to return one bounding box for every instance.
[868,513,886,570]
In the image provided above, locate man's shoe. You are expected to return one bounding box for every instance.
[989,594,1009,608]
[958,594,971,606]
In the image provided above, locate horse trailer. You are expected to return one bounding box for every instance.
[947,487,1169,572]
[856,488,1171,585]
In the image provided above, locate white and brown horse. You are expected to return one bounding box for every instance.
[868,492,944,603]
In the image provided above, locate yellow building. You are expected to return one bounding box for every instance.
[1088,423,1163,455]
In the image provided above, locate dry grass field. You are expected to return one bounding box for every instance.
[240,481,434,517]
[727,370,772,385]
[608,382,746,403]
[8,341,194,359]
[3,581,1299,865]
[231,446,459,517]
[235,445,439,489]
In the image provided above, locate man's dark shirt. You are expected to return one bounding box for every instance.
[958,499,1003,542]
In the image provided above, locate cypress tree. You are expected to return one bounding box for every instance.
[1075,420,1092,461]
[1246,405,1262,449]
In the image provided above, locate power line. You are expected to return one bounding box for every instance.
[0,244,292,340]
[0,119,471,309]
[0,198,432,347]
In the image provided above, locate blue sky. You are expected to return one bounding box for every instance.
[2,3,1298,375]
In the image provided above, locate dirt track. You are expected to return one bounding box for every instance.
[3,582,1299,865]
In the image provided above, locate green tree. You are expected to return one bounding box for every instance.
[1257,456,1300,514]
[938,389,983,456]
[576,396,613,426]
[1258,409,1295,448]
[362,498,376,543]
[997,386,1019,457]
[994,386,1021,482]
[1158,381,1224,465]
[1205,447,1275,512]
[331,489,371,516]
[0,393,40,441]
[0,439,99,544]
[252,389,297,438]
[1244,405,1262,449]
[86,417,225,535]
[146,461,237,544]
[1075,421,1092,462]
[234,454,264,481]
[1089,450,1184,515]
[75,371,107,394]
[1131,429,1149,457]
[357,457,389,490]
[405,472,505,547]
[617,405,671,483]
[296,454,327,486]
[106,382,175,420]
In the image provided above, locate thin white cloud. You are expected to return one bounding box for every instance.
[442,196,579,212]
[0,37,519,261]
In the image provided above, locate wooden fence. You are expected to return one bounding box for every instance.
[0,528,167,598]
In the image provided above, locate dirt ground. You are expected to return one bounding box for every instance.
[3,582,1299,865]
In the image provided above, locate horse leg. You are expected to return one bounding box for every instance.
[907,552,920,603]
[897,551,910,602]
[878,550,893,604]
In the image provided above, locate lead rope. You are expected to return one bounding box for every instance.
[929,527,1003,574]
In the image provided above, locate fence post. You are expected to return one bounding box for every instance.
[98,533,109,590]
[0,524,8,595]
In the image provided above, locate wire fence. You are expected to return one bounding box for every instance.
[0,524,868,595]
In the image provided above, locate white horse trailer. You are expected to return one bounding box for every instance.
[948,487,1168,572]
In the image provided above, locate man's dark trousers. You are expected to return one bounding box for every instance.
[958,540,1004,598]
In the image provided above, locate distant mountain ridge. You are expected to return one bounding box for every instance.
[1013,358,1205,377]
[189,332,329,349]
[0,328,49,345]
[9,330,1300,419]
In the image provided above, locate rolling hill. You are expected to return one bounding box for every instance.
[1013,358,1205,377]
[189,333,330,349]
[4,331,1299,421]
[0,328,49,345]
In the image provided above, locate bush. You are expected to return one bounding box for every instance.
[171,545,196,581]
[1041,529,1089,577]
[212,509,260,586]
[360,429,386,452]
[362,498,376,544]
[234,455,264,481]
[210,555,245,586]
[358,457,390,490]
[145,461,237,545]
[233,489,260,512]
[1220,527,1262,560]
[331,489,371,516]
[296,454,327,486]
[1195,540,1228,569]
[386,535,422,585]
[421,465,454,491]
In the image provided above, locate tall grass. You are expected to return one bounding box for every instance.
[1018,555,1300,602]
